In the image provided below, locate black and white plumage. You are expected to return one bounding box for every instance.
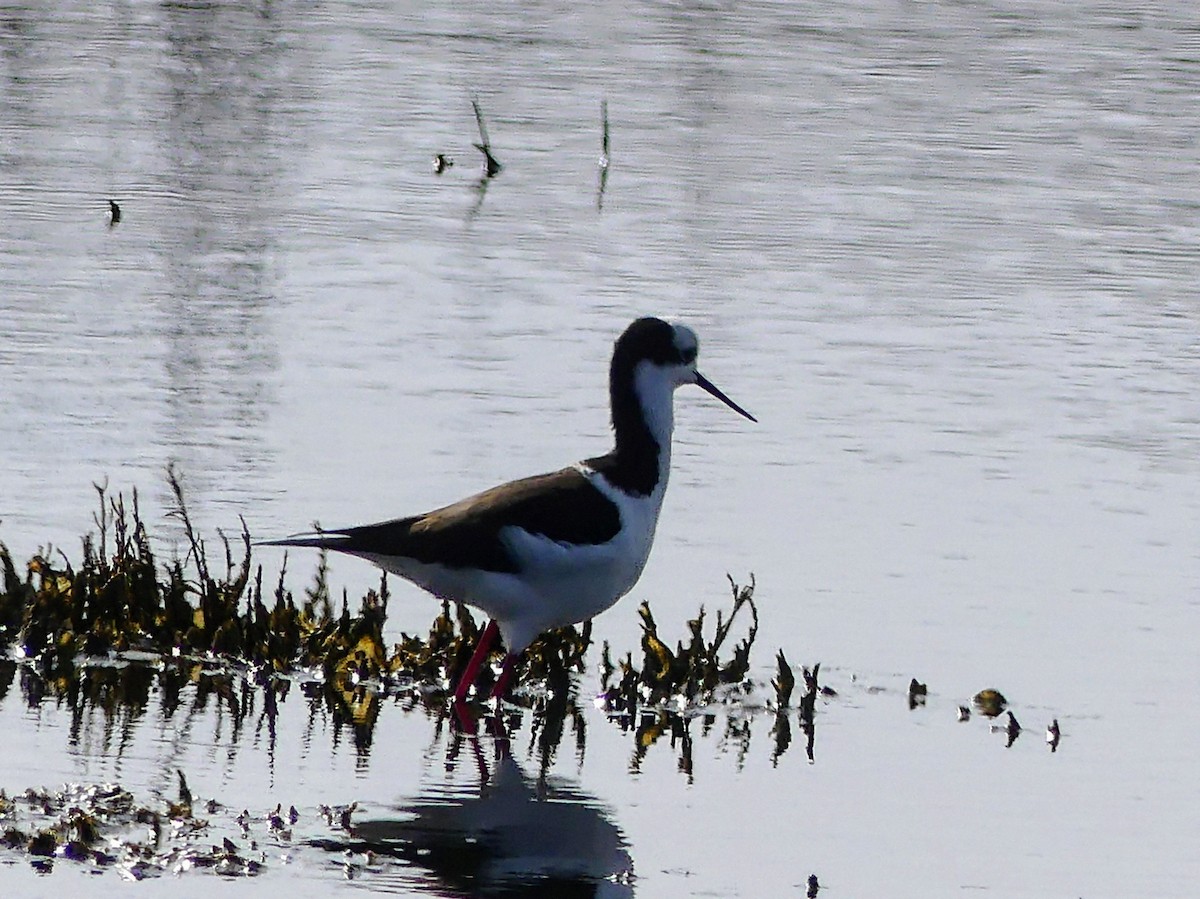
[261,317,756,700]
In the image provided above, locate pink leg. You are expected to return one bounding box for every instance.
[454,620,499,703]
[489,652,520,700]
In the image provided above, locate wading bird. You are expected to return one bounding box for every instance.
[262,317,756,701]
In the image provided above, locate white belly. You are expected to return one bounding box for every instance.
[362,468,667,654]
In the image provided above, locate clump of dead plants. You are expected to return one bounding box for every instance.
[0,770,357,879]
[598,574,760,713]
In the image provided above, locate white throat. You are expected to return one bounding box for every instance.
[632,360,677,481]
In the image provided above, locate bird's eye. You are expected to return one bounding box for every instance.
[680,346,697,364]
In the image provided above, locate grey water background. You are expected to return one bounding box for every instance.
[1,1,1198,895]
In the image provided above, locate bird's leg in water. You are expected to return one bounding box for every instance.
[489,652,520,699]
[453,619,500,702]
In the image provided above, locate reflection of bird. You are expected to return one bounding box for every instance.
[263,318,756,701]
[321,742,634,896]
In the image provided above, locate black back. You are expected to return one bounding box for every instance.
[336,467,621,574]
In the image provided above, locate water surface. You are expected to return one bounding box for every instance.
[2,1,1198,895]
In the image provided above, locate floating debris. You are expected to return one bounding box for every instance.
[770,705,791,765]
[1046,718,1061,752]
[267,804,287,835]
[771,649,794,708]
[907,678,927,709]
[597,98,610,210]
[316,802,359,834]
[798,663,821,726]
[1000,711,1021,747]
[598,98,610,172]
[807,873,821,897]
[0,779,349,879]
[107,199,121,227]
[432,153,454,175]
[471,97,502,178]
[957,705,971,722]
[167,770,193,819]
[796,663,820,763]
[972,688,1008,718]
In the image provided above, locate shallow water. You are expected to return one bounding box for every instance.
[2,1,1199,895]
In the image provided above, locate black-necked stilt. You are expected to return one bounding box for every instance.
[262,317,756,701]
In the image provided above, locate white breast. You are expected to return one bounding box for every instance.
[359,463,669,655]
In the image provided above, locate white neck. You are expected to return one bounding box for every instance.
[632,360,676,488]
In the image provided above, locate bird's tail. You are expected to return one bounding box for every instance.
[256,532,351,551]
[256,516,420,558]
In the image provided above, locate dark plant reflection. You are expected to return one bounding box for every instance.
[0,559,815,811]
[0,642,846,883]
[2,656,407,778]
[0,649,822,787]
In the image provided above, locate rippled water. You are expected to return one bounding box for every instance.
[2,1,1198,896]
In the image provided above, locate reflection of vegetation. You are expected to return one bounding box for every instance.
[587,586,844,775]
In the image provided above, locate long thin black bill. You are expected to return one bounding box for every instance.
[695,372,758,423]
